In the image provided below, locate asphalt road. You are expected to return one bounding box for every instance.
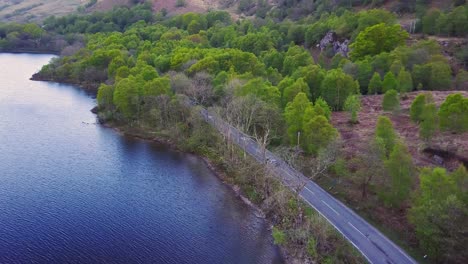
[200,109,418,264]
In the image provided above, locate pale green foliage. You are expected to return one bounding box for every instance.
[97,84,114,109]
[389,60,403,75]
[282,45,314,75]
[429,62,452,90]
[410,93,434,123]
[344,95,361,123]
[349,23,409,60]
[368,72,382,95]
[113,77,142,119]
[237,78,281,106]
[382,71,399,93]
[409,166,468,263]
[419,103,438,142]
[382,89,399,112]
[307,237,318,258]
[303,115,338,155]
[375,116,396,156]
[282,78,310,106]
[381,142,414,208]
[320,69,359,111]
[438,93,468,133]
[143,77,171,97]
[291,65,325,100]
[398,69,413,93]
[455,70,468,90]
[313,97,332,120]
[284,92,312,145]
[272,227,286,245]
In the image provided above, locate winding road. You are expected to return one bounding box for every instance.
[200,108,417,264]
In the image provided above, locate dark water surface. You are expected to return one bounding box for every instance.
[0,53,283,264]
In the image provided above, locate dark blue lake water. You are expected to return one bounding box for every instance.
[0,53,283,264]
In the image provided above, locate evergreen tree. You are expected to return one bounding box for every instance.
[113,77,142,119]
[303,115,338,155]
[320,69,359,110]
[420,103,438,142]
[429,62,451,90]
[455,70,468,90]
[284,92,312,145]
[382,71,399,93]
[313,97,332,120]
[97,84,114,109]
[375,116,397,156]
[381,142,414,208]
[409,166,468,263]
[390,60,403,76]
[344,95,361,124]
[349,23,409,60]
[382,89,400,112]
[438,93,468,133]
[410,93,427,123]
[398,69,413,93]
[368,72,382,95]
[282,78,310,106]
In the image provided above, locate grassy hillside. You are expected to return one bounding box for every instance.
[0,0,84,22]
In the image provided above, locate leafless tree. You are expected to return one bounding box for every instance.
[169,71,190,94]
[186,72,214,105]
[309,138,343,180]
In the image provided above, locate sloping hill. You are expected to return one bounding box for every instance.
[0,0,84,22]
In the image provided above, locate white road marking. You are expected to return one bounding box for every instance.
[300,196,374,264]
[304,186,315,195]
[348,221,366,238]
[322,200,340,216]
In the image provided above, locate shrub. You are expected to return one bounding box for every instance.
[382,89,399,112]
[438,93,468,133]
[272,227,286,245]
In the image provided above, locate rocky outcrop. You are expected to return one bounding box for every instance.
[318,31,350,57]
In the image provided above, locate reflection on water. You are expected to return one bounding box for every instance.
[0,53,283,264]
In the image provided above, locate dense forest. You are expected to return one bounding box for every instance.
[1,1,467,263]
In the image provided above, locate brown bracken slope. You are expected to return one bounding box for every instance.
[332,91,468,171]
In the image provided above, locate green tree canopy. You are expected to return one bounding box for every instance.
[375,115,397,156]
[381,142,414,208]
[320,69,359,111]
[382,89,400,112]
[368,72,382,95]
[313,97,332,120]
[344,95,361,124]
[398,69,413,93]
[282,78,310,106]
[284,92,312,145]
[303,115,338,155]
[97,84,114,109]
[409,166,468,263]
[420,103,438,142]
[428,61,452,90]
[237,78,281,106]
[438,93,468,133]
[113,77,142,119]
[349,23,409,60]
[382,71,399,93]
[143,77,171,97]
[410,93,429,123]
